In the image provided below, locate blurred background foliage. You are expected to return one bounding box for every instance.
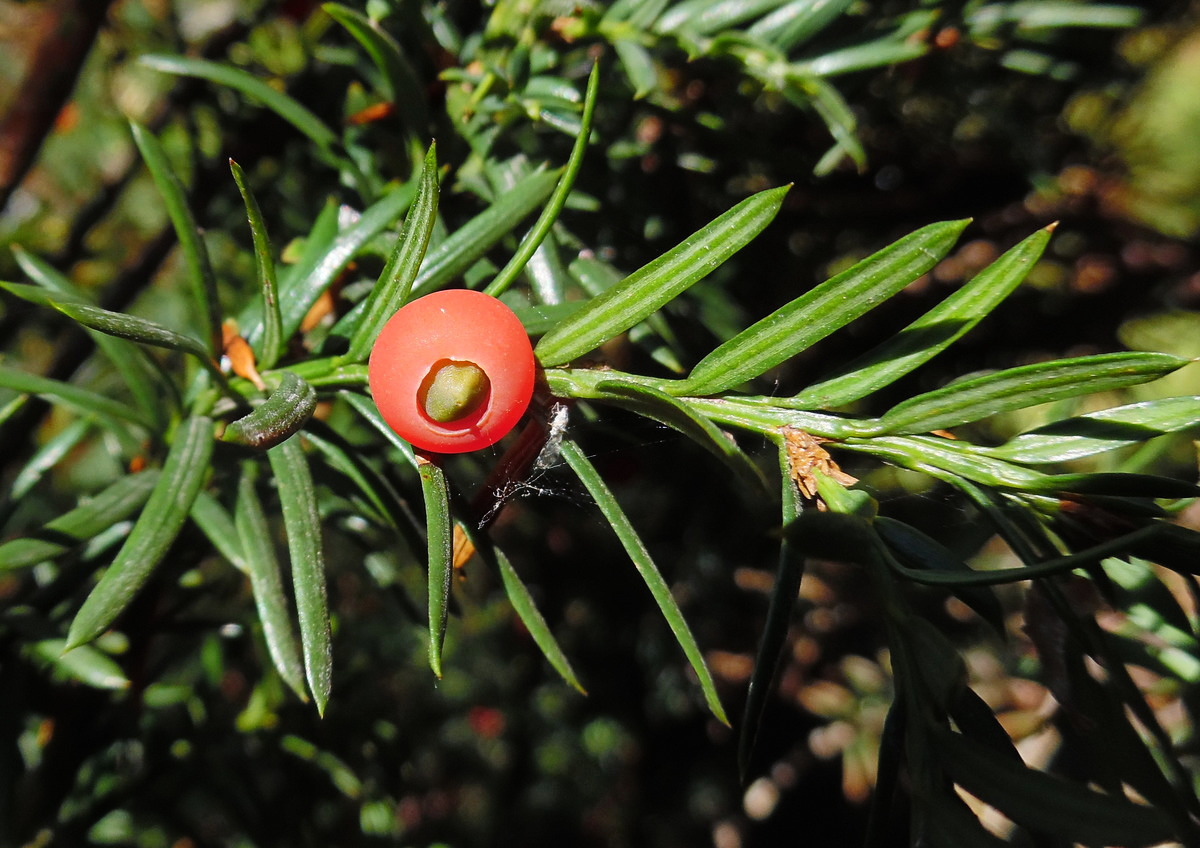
[1,0,1199,846]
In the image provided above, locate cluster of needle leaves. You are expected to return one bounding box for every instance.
[2,2,1199,846]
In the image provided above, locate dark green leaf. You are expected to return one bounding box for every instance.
[0,362,151,431]
[222,371,317,450]
[66,416,213,648]
[793,226,1053,409]
[739,444,805,778]
[230,159,284,369]
[9,418,91,500]
[30,639,130,690]
[129,121,222,355]
[323,4,428,131]
[418,458,453,678]
[874,352,1188,436]
[683,219,969,396]
[236,464,308,701]
[268,438,332,714]
[594,379,768,493]
[560,439,728,723]
[931,724,1176,847]
[495,548,585,693]
[536,186,790,368]
[748,0,854,51]
[0,471,160,572]
[189,491,247,572]
[1026,471,1200,499]
[347,142,440,361]
[486,63,600,298]
[140,55,340,152]
[655,0,783,34]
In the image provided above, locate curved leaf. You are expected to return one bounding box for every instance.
[66,416,213,648]
[230,159,284,369]
[495,548,585,693]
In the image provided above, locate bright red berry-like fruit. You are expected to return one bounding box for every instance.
[368,289,536,454]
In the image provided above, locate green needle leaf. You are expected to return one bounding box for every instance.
[129,121,222,355]
[268,438,332,714]
[980,395,1200,464]
[0,363,151,430]
[67,416,214,649]
[0,471,160,572]
[348,142,440,361]
[560,438,728,724]
[793,224,1053,409]
[236,464,309,701]
[873,351,1190,436]
[140,54,340,153]
[683,218,970,396]
[536,185,790,368]
[495,548,585,693]
[485,63,599,299]
[230,159,284,369]
[418,458,453,678]
[410,167,560,297]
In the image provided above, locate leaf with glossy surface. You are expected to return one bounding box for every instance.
[268,438,332,714]
[348,143,440,361]
[874,352,1189,436]
[236,465,308,701]
[683,219,969,396]
[560,439,728,723]
[418,458,452,678]
[794,226,1053,409]
[536,186,790,368]
[66,416,213,648]
[981,396,1200,464]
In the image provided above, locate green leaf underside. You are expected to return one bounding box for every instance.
[534,185,790,368]
[418,460,453,678]
[268,438,332,714]
[66,416,214,649]
[347,142,440,361]
[236,466,308,701]
[874,351,1189,435]
[683,218,970,396]
[932,725,1176,847]
[792,225,1053,409]
[559,439,728,724]
[0,471,160,572]
[980,395,1200,463]
[495,549,585,693]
